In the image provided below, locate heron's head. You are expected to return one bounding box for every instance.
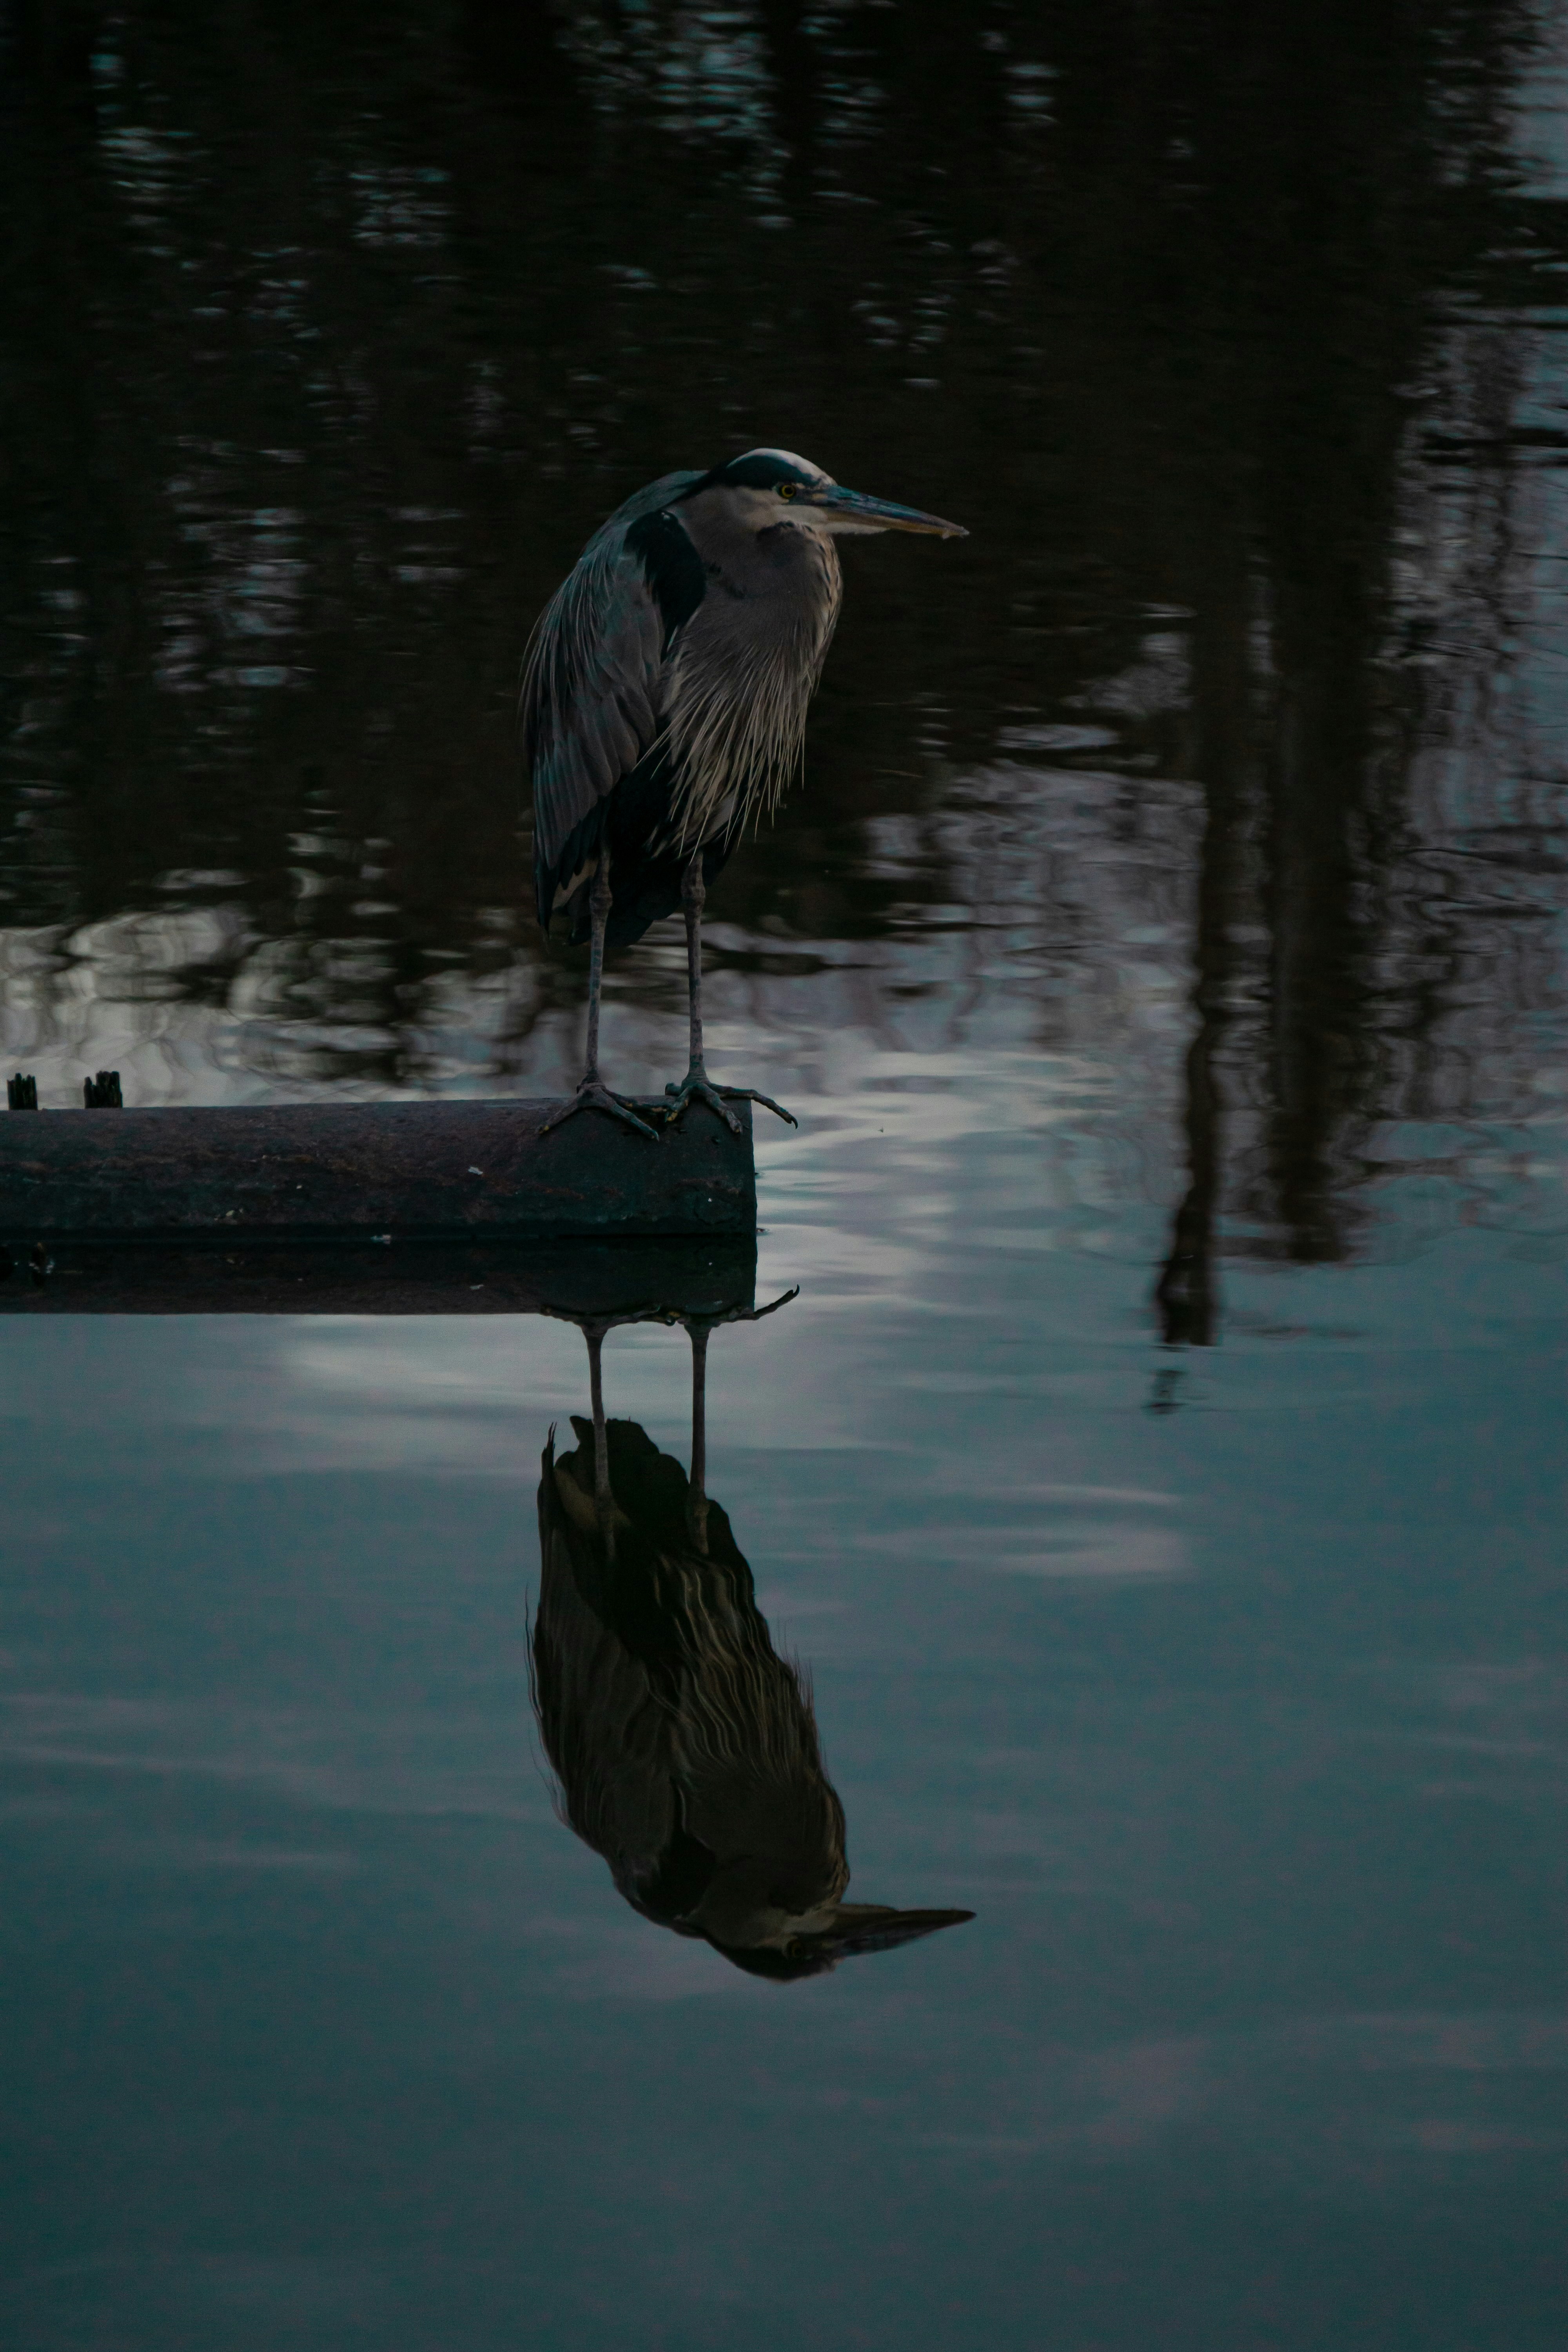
[685,448,966,540]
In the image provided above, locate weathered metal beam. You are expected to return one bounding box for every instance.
[0,1098,755,1242]
[0,1235,761,1321]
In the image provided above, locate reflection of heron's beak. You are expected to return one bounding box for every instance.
[818,1903,976,1958]
[706,1902,974,1978]
[806,485,967,538]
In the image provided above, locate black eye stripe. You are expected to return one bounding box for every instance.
[697,452,821,493]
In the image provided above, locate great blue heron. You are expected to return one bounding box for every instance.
[522,448,964,1138]
[531,1309,974,1979]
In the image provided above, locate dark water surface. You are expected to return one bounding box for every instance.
[4,3,1568,2345]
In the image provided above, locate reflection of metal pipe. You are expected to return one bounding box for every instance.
[0,1236,768,1320]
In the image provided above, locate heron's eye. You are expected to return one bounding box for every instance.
[776,483,799,501]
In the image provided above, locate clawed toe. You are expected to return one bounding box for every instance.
[540,1083,660,1141]
[661,1074,797,1132]
[663,1077,745,1136]
[717,1087,797,1129]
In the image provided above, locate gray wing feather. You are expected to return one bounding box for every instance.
[521,471,702,879]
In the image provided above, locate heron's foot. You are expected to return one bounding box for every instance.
[661,1067,797,1133]
[539,1079,659,1141]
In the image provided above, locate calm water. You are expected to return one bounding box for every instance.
[4,3,1568,2345]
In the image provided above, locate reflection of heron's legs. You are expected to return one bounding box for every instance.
[686,1323,710,1553]
[585,1323,616,1558]
[662,853,796,1133]
[541,844,658,1140]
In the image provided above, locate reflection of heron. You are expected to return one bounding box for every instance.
[531,1307,973,1980]
[522,449,964,1138]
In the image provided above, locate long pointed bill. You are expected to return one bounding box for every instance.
[806,485,967,537]
[706,1903,975,1979]
[819,1904,976,1959]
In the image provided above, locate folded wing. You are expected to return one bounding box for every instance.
[522,470,707,927]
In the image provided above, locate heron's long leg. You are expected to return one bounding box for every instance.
[583,849,610,1080]
[585,1323,616,1558]
[662,853,796,1132]
[685,1322,710,1553]
[540,842,657,1140]
[683,857,706,1079]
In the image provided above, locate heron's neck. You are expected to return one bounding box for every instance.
[660,507,841,848]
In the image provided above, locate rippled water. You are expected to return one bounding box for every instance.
[3,4,1567,2347]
